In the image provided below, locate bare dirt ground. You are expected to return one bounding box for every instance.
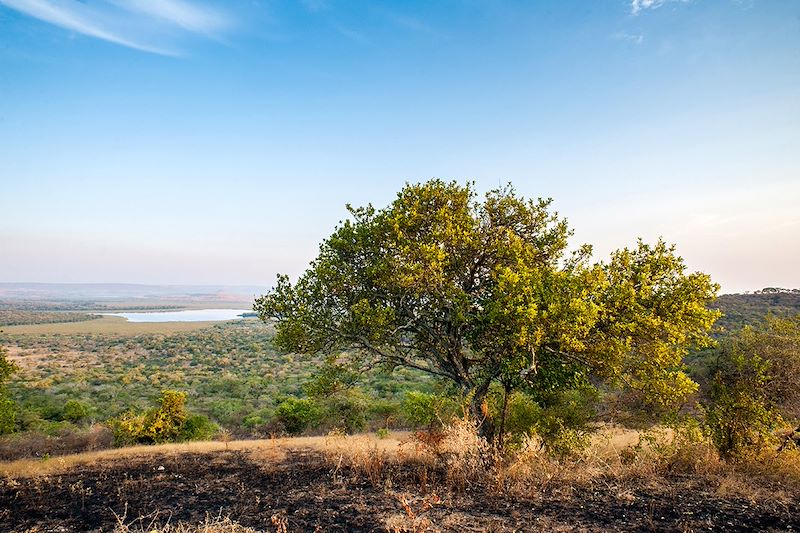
[1,436,798,533]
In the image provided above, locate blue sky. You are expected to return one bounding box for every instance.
[0,0,798,293]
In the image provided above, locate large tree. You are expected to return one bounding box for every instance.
[255,180,719,434]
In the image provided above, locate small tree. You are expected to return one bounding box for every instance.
[705,316,800,458]
[111,390,215,445]
[63,399,90,423]
[256,180,719,437]
[274,397,321,435]
[0,346,19,434]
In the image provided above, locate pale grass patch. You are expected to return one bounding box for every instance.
[0,433,414,479]
[112,512,260,533]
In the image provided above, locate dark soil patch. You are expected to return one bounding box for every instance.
[1,449,797,532]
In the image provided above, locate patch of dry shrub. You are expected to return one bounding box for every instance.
[434,417,494,490]
[0,423,113,461]
[112,513,261,533]
[327,416,800,506]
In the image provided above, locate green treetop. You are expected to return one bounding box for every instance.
[255,180,720,436]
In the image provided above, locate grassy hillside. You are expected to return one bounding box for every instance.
[712,289,800,333]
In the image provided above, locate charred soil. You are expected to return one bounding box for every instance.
[1,448,798,532]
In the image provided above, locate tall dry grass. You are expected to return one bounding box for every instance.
[332,417,800,504]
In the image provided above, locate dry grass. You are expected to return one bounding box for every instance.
[327,421,800,505]
[0,432,413,479]
[111,513,261,533]
[4,422,798,509]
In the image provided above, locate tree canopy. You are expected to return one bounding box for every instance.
[255,180,720,434]
[705,315,800,457]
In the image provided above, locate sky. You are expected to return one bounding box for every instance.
[0,0,798,294]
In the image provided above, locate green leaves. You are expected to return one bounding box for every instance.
[705,316,800,458]
[0,346,18,434]
[256,179,720,434]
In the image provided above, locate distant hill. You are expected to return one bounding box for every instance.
[0,282,266,302]
[712,288,800,333]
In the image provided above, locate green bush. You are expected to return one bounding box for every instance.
[0,398,15,435]
[180,413,218,441]
[489,390,541,443]
[402,391,457,429]
[534,388,597,456]
[705,350,778,458]
[703,318,800,459]
[207,398,247,427]
[0,346,18,435]
[63,400,90,423]
[243,407,274,429]
[488,385,596,454]
[366,399,401,429]
[274,397,320,435]
[319,392,367,434]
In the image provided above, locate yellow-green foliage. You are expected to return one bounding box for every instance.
[705,317,800,458]
[256,180,720,438]
[62,399,90,422]
[0,346,18,434]
[111,390,216,445]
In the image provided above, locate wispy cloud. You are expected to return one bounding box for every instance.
[631,0,691,15]
[0,0,232,55]
[112,0,229,34]
[612,31,644,44]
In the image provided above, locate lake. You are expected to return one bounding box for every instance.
[103,309,252,323]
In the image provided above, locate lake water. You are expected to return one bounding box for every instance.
[103,309,252,323]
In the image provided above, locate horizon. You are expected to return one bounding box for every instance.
[1,1,798,294]
[0,280,794,299]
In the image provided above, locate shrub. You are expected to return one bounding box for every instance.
[319,392,366,434]
[0,397,15,435]
[705,355,779,459]
[180,413,218,441]
[0,346,18,435]
[274,397,320,435]
[402,391,457,429]
[488,387,596,455]
[110,390,214,445]
[242,407,274,430]
[63,400,90,423]
[703,320,798,458]
[366,400,402,429]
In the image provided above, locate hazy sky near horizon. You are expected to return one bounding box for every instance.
[1,0,798,294]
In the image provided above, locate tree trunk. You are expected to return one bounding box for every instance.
[468,380,494,439]
[498,383,510,448]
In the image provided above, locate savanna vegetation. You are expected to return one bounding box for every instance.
[0,310,99,326]
[0,318,440,457]
[1,180,798,531]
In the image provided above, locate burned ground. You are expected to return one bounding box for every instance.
[1,448,798,532]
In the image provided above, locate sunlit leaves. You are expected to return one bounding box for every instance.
[256,179,720,425]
